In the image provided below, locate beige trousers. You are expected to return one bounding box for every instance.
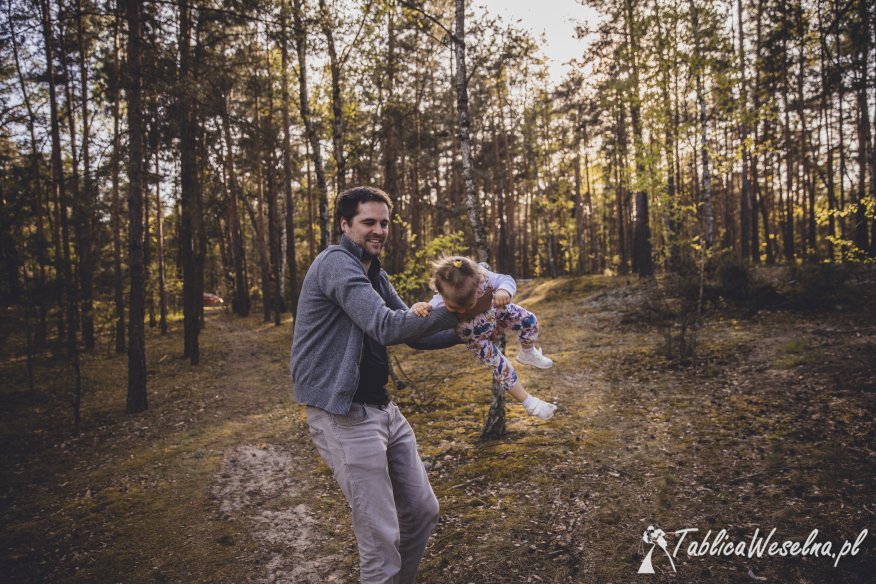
[306,402,439,583]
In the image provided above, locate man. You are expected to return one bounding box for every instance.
[291,186,482,583]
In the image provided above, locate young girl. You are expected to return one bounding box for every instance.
[411,255,557,420]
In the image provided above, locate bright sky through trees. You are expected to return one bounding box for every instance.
[474,0,600,84]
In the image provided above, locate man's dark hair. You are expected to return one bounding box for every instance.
[335,186,394,229]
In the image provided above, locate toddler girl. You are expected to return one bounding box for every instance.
[411,255,557,420]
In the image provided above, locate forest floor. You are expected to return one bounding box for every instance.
[1,266,875,584]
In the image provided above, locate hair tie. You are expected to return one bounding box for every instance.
[452,260,462,268]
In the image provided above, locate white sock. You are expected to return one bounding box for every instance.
[522,395,536,409]
[520,346,535,354]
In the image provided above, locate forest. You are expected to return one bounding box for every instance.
[1,0,875,582]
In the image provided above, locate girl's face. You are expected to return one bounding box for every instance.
[441,278,479,314]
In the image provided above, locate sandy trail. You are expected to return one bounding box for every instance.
[206,317,349,583]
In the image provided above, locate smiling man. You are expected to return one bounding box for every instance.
[290,186,464,583]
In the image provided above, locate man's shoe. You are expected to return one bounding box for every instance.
[517,346,554,369]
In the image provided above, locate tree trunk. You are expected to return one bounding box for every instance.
[454,0,489,262]
[453,0,500,437]
[292,0,329,251]
[251,85,272,323]
[624,0,653,276]
[124,0,147,414]
[318,0,346,193]
[781,40,795,262]
[221,109,250,317]
[692,2,714,248]
[110,4,126,353]
[74,0,96,349]
[178,0,201,363]
[156,151,168,335]
[737,0,751,261]
[40,0,83,433]
[854,0,871,253]
[265,65,283,326]
[279,1,299,317]
[9,1,47,343]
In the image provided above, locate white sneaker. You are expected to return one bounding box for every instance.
[516,347,554,369]
[523,397,557,420]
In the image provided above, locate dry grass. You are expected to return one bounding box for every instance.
[2,268,875,583]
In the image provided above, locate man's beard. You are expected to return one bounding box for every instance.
[362,240,383,261]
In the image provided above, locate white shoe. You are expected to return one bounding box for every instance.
[516,347,553,369]
[523,397,557,420]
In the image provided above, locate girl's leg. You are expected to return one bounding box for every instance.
[497,304,539,348]
[464,340,556,420]
[506,380,529,403]
[463,338,518,393]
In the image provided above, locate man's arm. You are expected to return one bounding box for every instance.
[385,285,462,350]
[319,250,457,345]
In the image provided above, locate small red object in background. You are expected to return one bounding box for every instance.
[203,293,224,306]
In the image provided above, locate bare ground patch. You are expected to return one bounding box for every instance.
[210,443,347,583]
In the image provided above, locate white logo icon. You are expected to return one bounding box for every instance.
[639,525,677,574]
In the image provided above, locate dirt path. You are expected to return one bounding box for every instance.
[204,316,349,584]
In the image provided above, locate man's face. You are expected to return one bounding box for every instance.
[340,201,390,257]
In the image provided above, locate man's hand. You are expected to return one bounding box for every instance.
[459,289,493,320]
[493,289,512,308]
[411,302,432,317]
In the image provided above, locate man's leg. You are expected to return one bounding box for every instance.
[385,404,439,584]
[306,404,403,583]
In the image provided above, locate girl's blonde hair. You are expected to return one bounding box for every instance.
[429,254,486,305]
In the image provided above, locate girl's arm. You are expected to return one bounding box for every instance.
[483,268,516,298]
[428,292,445,309]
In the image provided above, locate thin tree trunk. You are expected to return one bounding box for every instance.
[292,0,329,251]
[178,0,201,362]
[318,0,346,193]
[265,65,283,326]
[624,0,653,276]
[75,0,95,349]
[125,0,147,414]
[737,0,751,261]
[110,3,125,353]
[156,152,168,335]
[251,84,272,322]
[853,0,871,253]
[221,108,250,317]
[9,1,48,345]
[692,2,714,248]
[279,1,299,316]
[452,0,499,436]
[817,7,837,260]
[40,0,83,432]
[781,44,795,262]
[454,0,489,262]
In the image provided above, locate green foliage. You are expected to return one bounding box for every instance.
[388,231,466,304]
